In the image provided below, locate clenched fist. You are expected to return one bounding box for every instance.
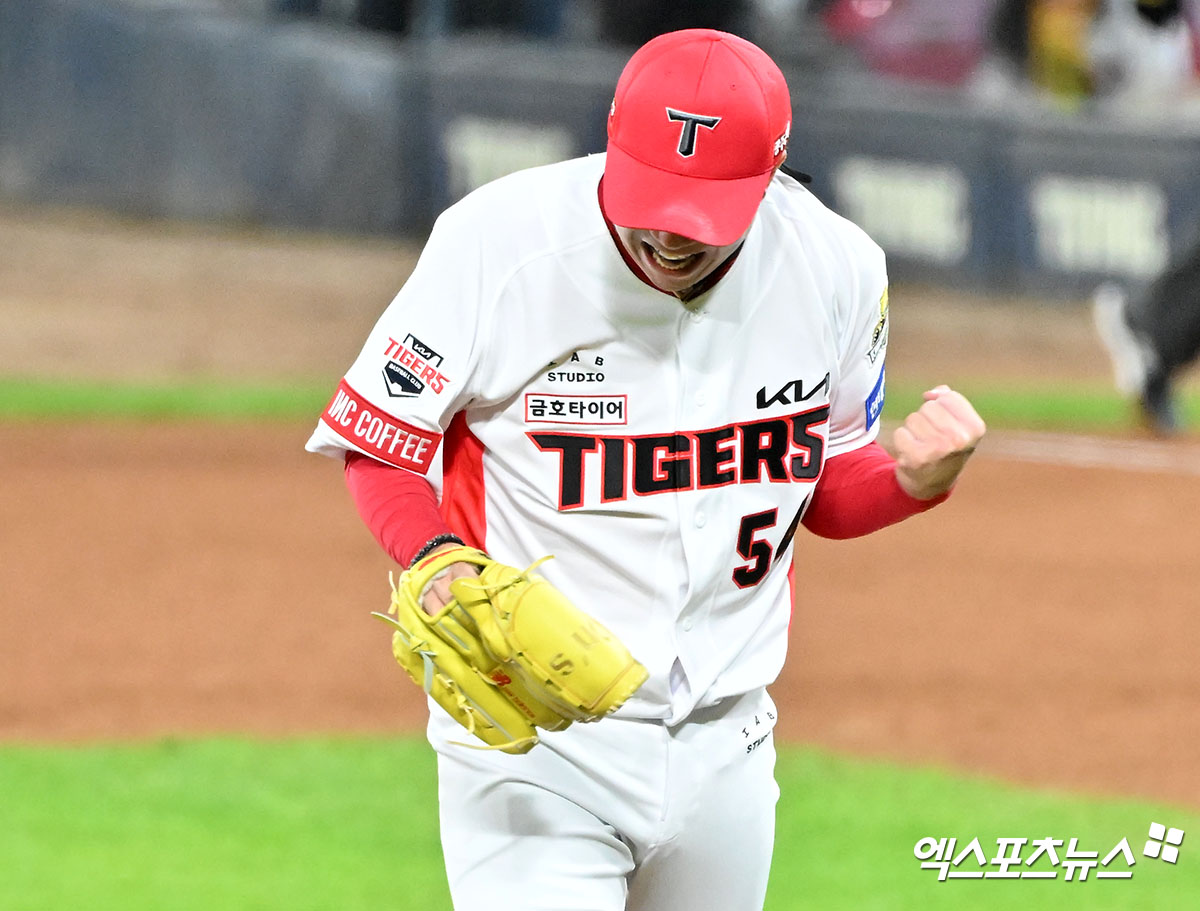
[417,542,481,615]
[892,385,986,501]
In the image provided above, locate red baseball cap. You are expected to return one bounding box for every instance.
[603,29,793,246]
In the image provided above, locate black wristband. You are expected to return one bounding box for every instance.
[409,533,465,567]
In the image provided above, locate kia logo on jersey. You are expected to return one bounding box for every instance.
[756,372,831,410]
[382,333,449,397]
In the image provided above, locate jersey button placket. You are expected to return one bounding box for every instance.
[673,302,717,705]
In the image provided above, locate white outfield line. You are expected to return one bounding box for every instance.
[976,430,1200,476]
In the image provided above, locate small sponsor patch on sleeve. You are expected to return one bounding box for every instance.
[865,367,885,430]
[867,286,889,364]
[320,379,441,473]
[382,333,450,397]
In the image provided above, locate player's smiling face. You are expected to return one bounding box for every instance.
[614,226,745,297]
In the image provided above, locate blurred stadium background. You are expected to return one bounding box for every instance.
[3,2,1200,909]
[6,0,1200,298]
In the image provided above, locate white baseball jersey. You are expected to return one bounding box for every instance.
[307,153,889,725]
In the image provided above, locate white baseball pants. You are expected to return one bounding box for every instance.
[431,688,780,911]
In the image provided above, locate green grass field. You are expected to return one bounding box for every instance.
[2,738,1196,910]
[3,378,1196,909]
[1,375,1197,431]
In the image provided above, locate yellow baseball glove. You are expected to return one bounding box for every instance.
[374,545,648,754]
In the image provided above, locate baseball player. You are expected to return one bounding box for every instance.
[307,29,985,911]
[1094,234,1200,435]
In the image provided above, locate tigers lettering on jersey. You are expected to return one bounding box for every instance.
[529,405,829,509]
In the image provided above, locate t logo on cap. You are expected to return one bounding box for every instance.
[666,108,721,157]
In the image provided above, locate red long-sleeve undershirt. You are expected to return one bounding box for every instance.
[343,441,949,566]
[799,440,948,539]
[344,451,452,567]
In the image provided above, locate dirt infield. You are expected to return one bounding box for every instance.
[3,205,1198,809]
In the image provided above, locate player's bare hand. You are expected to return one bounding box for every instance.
[892,385,986,500]
[418,544,481,615]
